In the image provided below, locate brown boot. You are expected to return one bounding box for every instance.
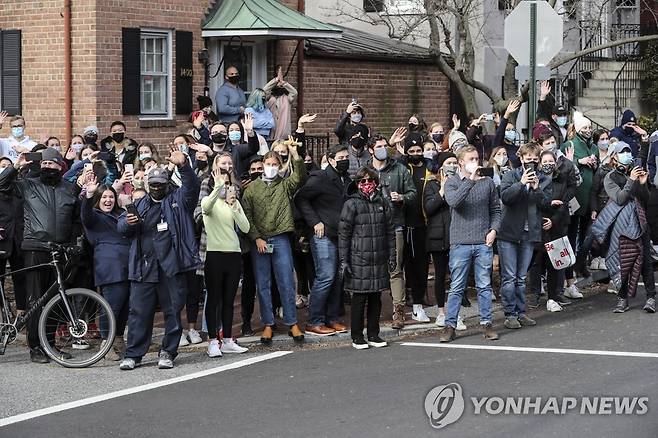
[483,323,499,341]
[288,324,305,342]
[438,326,455,343]
[391,304,405,330]
[260,326,273,345]
[305,325,336,336]
[327,321,348,333]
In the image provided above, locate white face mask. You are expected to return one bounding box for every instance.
[263,165,279,179]
[494,155,508,167]
[464,162,478,175]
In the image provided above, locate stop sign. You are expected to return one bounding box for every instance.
[504,1,564,66]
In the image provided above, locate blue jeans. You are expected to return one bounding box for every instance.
[308,236,340,326]
[445,244,494,327]
[497,238,535,318]
[251,234,297,326]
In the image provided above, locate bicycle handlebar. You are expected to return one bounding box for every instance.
[47,242,84,257]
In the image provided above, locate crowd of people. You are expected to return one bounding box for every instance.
[1,70,657,368]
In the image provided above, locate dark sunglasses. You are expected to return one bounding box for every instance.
[359,177,375,184]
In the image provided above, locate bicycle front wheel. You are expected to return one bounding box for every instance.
[38,288,116,368]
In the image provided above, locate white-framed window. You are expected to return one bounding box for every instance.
[215,41,267,102]
[140,30,172,117]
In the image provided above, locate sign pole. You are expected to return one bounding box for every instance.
[528,0,537,129]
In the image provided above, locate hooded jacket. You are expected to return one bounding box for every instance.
[0,166,24,257]
[371,159,417,227]
[562,134,598,215]
[100,136,139,166]
[610,110,642,157]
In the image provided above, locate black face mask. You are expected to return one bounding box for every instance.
[40,168,61,186]
[111,132,125,143]
[279,154,289,163]
[149,185,168,201]
[350,136,367,149]
[249,171,263,181]
[196,160,208,170]
[305,162,314,171]
[227,76,239,85]
[334,159,350,175]
[211,133,227,144]
[431,133,444,144]
[408,155,423,165]
[84,134,98,144]
[408,123,419,132]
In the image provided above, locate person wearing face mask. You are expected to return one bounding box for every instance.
[100,120,138,166]
[0,158,27,323]
[196,95,218,125]
[263,66,299,141]
[537,81,567,145]
[402,133,432,322]
[209,112,259,178]
[368,134,417,328]
[339,167,396,349]
[117,148,201,371]
[345,122,372,179]
[242,144,308,345]
[244,88,275,138]
[591,142,656,314]
[63,145,118,186]
[295,144,353,336]
[497,143,551,329]
[64,134,85,167]
[488,146,511,189]
[422,141,440,174]
[82,125,99,148]
[438,146,501,343]
[46,137,62,153]
[429,123,446,151]
[492,100,522,168]
[133,143,162,170]
[0,115,37,163]
[610,109,650,158]
[215,66,246,123]
[81,177,131,361]
[560,112,597,299]
[424,152,468,329]
[13,148,81,363]
[408,114,428,135]
[466,113,496,163]
[334,100,366,144]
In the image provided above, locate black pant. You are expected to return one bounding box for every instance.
[529,250,565,301]
[404,227,429,304]
[566,214,590,280]
[204,252,242,338]
[24,250,58,349]
[0,244,27,310]
[240,252,256,325]
[292,246,315,297]
[184,271,203,324]
[431,251,450,308]
[350,292,382,341]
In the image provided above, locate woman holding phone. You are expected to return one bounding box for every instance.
[81,176,131,360]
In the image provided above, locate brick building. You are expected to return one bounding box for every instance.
[0,0,451,156]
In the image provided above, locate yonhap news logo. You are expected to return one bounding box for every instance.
[424,383,649,430]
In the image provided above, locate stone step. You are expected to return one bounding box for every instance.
[576,97,616,108]
[581,87,640,99]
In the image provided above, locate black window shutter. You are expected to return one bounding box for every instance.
[122,28,141,115]
[175,30,193,115]
[363,0,384,12]
[1,30,22,116]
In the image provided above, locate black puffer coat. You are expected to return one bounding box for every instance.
[423,177,451,252]
[0,167,23,257]
[338,189,395,294]
[539,170,570,241]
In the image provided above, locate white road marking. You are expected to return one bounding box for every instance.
[401,342,658,358]
[0,351,292,427]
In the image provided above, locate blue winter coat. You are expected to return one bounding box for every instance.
[80,197,130,287]
[117,164,201,281]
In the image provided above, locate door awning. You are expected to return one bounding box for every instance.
[202,0,342,39]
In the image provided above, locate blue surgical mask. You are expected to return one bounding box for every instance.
[617,151,633,166]
[350,113,362,124]
[228,131,242,143]
[504,130,517,142]
[11,127,24,138]
[139,153,152,161]
[556,116,568,127]
[597,140,609,150]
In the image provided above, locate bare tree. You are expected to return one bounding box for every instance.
[327,0,658,115]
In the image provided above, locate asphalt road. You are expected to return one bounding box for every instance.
[1,289,657,438]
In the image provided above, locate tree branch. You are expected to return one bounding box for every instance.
[457,69,501,104]
[549,34,658,69]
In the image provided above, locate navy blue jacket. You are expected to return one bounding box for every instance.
[117,164,201,281]
[81,197,130,287]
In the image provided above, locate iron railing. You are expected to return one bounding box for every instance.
[614,42,645,125]
[304,133,332,161]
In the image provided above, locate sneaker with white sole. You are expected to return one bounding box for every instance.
[119,357,140,370]
[367,336,388,348]
[188,329,203,345]
[72,339,90,350]
[352,338,369,350]
[546,299,563,312]
[597,258,607,271]
[563,284,583,299]
[179,332,190,347]
[220,338,248,354]
[157,351,174,369]
[435,313,446,327]
[456,316,467,331]
[607,281,617,294]
[207,339,223,358]
[411,304,431,323]
[589,257,601,270]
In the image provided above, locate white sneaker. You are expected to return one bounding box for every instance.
[607,281,617,294]
[188,329,203,345]
[491,293,496,301]
[412,304,430,323]
[207,339,223,358]
[546,299,563,312]
[220,338,248,354]
[72,339,90,350]
[456,316,467,331]
[179,332,190,347]
[563,284,583,299]
[435,313,446,327]
[589,257,601,270]
[597,258,607,271]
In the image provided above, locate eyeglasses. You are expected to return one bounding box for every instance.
[359,177,374,184]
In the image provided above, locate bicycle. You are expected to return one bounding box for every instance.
[0,243,116,368]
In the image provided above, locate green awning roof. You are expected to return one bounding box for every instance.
[203,0,342,39]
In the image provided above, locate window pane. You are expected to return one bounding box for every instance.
[140,32,169,114]
[154,53,162,73]
[223,45,253,96]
